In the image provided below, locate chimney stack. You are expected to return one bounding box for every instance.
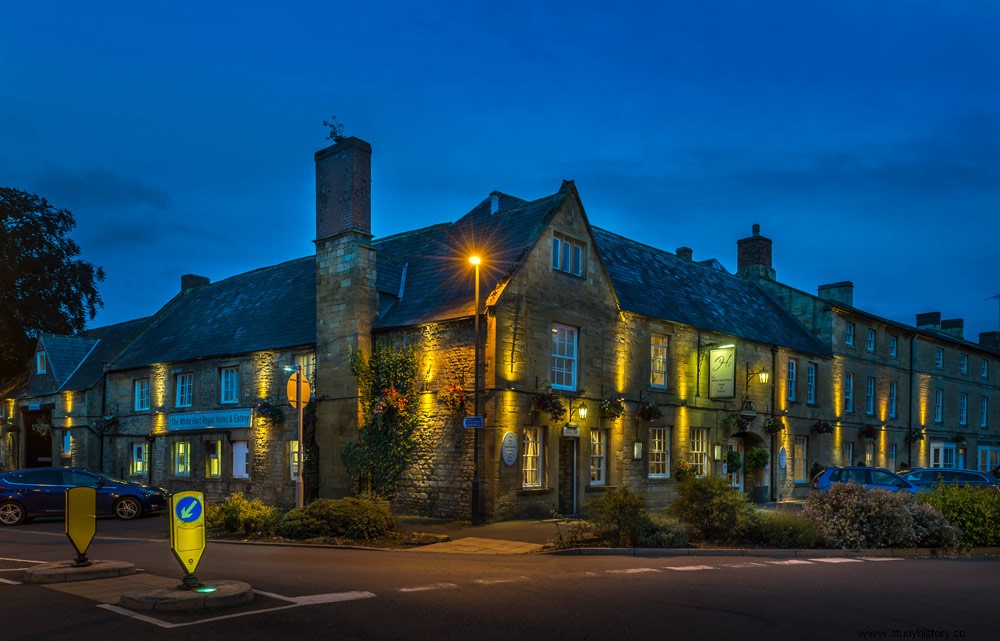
[916,312,942,331]
[315,137,372,241]
[181,274,210,291]
[818,282,855,307]
[941,318,964,340]
[979,331,1000,349]
[676,247,693,261]
[736,223,775,281]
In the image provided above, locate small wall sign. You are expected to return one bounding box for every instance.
[778,447,787,469]
[501,431,518,466]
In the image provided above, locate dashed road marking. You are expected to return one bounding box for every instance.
[722,562,769,568]
[809,558,863,563]
[607,568,661,574]
[857,557,904,562]
[767,559,814,565]
[665,565,716,571]
[474,576,529,585]
[399,582,459,592]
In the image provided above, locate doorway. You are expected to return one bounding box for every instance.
[727,439,744,491]
[558,439,578,515]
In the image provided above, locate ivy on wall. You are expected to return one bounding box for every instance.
[342,344,419,499]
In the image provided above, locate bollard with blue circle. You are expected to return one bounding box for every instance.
[169,490,211,591]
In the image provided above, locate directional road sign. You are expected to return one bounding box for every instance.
[463,416,484,429]
[287,372,311,409]
[169,491,206,575]
[65,486,96,559]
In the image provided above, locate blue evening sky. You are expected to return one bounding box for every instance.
[2,1,998,341]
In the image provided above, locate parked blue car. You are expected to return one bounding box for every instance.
[0,467,168,526]
[811,466,919,493]
[897,467,1000,490]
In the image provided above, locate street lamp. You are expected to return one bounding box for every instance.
[470,255,482,524]
[283,364,306,509]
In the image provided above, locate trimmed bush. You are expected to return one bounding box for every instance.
[905,499,961,548]
[669,476,760,543]
[918,485,999,547]
[587,486,648,546]
[751,510,823,548]
[206,492,280,536]
[276,497,395,540]
[635,513,689,548]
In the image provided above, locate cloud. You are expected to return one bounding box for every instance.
[32,167,172,212]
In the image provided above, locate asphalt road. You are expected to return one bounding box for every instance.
[2,515,997,641]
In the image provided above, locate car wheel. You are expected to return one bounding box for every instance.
[0,501,26,526]
[114,497,142,520]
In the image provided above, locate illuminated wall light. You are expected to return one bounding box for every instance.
[833,422,843,464]
[153,364,168,408]
[254,351,277,399]
[63,391,74,415]
[153,412,167,435]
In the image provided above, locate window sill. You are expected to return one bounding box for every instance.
[516,487,553,496]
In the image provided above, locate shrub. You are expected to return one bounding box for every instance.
[918,485,1000,547]
[587,486,647,546]
[904,499,961,548]
[751,510,823,548]
[206,493,280,536]
[634,513,689,548]
[276,497,395,540]
[803,483,913,549]
[669,476,759,543]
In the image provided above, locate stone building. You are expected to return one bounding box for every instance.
[3,135,998,521]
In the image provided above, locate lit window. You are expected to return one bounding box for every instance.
[551,324,577,391]
[960,354,969,374]
[690,428,708,477]
[981,396,989,429]
[889,336,898,357]
[889,382,898,418]
[232,441,250,479]
[930,442,957,469]
[173,441,191,477]
[551,235,585,277]
[786,359,797,402]
[866,329,876,353]
[650,333,668,388]
[845,322,855,346]
[793,437,807,483]
[134,378,151,411]
[648,427,670,478]
[842,441,854,466]
[288,440,300,481]
[220,367,239,404]
[807,363,817,405]
[978,446,1000,473]
[175,373,193,408]
[206,440,222,478]
[959,393,968,426]
[522,428,542,488]
[889,444,897,472]
[934,389,943,423]
[843,373,854,413]
[590,430,607,485]
[130,442,148,475]
[865,376,875,416]
[62,430,72,457]
[295,353,317,388]
[865,441,874,467]
[36,352,47,374]
[934,348,943,369]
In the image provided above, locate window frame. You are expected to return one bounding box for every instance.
[934,388,943,423]
[220,366,239,404]
[288,440,300,481]
[843,372,854,414]
[175,372,193,408]
[649,333,669,389]
[959,392,968,426]
[690,428,709,477]
[551,234,586,277]
[522,427,543,488]
[36,351,47,374]
[889,443,897,472]
[806,362,817,405]
[889,336,898,358]
[205,439,222,478]
[295,353,317,388]
[130,442,148,475]
[173,441,191,477]
[232,440,250,479]
[134,378,151,412]
[786,359,797,402]
[934,348,944,370]
[589,429,607,486]
[793,436,807,483]
[889,381,898,419]
[865,376,876,416]
[845,322,855,347]
[981,396,989,429]
[648,426,670,479]
[550,324,578,391]
[982,359,990,379]
[960,354,969,374]
[842,441,854,467]
[866,328,876,353]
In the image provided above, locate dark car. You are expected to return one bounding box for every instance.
[898,467,1000,490]
[0,467,168,526]
[812,466,918,493]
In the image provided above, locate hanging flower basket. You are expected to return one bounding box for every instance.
[31,422,52,436]
[599,397,626,420]
[254,400,285,425]
[722,414,749,432]
[531,393,566,422]
[906,428,924,442]
[674,459,695,481]
[438,383,470,413]
[93,415,120,433]
[859,424,880,440]
[635,402,663,423]
[762,416,784,434]
[374,387,409,416]
[812,420,833,435]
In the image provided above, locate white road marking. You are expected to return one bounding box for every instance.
[809,558,863,563]
[722,562,768,568]
[607,568,661,574]
[767,559,814,565]
[293,591,377,605]
[858,557,904,562]
[399,582,459,592]
[0,556,46,563]
[473,576,529,585]
[0,577,22,584]
[665,565,716,571]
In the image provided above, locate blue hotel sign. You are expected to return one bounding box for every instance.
[168,408,252,431]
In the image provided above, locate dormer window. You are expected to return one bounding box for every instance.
[36,352,47,374]
[552,234,585,277]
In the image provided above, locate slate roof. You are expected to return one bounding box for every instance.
[34,334,98,393]
[111,257,316,370]
[63,318,151,390]
[593,228,830,357]
[372,189,568,328]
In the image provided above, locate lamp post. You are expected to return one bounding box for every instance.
[284,364,306,509]
[470,255,482,524]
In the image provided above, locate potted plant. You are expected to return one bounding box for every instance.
[635,402,663,423]
[674,459,695,481]
[599,397,626,420]
[744,447,771,503]
[531,393,566,422]
[725,450,742,474]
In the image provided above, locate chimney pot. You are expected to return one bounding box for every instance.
[941,318,964,340]
[181,274,210,291]
[315,136,372,241]
[676,247,693,261]
[737,224,774,280]
[916,312,942,330]
[979,331,1000,349]
[817,281,855,307]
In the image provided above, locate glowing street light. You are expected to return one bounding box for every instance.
[470,255,482,524]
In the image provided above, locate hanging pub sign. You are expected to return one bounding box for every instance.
[708,346,736,399]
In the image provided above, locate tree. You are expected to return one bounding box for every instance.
[0,188,104,384]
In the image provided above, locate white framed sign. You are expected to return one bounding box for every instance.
[708,346,736,399]
[501,431,518,466]
[169,408,252,431]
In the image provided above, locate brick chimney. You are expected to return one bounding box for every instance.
[736,224,775,281]
[979,331,1000,349]
[315,136,372,241]
[916,312,941,331]
[181,274,210,291]
[818,282,854,307]
[676,247,693,261]
[941,318,964,340]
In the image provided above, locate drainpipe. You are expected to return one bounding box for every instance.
[100,362,108,473]
[907,331,916,468]
[770,345,778,502]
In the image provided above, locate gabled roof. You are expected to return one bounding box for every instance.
[32,334,97,393]
[62,318,151,390]
[372,188,568,328]
[593,228,830,357]
[110,257,315,370]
